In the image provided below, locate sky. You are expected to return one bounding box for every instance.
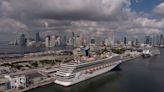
[0,0,164,41]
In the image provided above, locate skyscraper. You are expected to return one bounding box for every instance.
[124,37,127,45]
[91,38,96,44]
[135,38,138,46]
[78,34,84,46]
[45,35,50,47]
[19,34,27,47]
[56,36,61,46]
[145,36,152,45]
[59,35,67,46]
[152,35,156,46]
[156,35,160,46]
[72,32,75,47]
[75,35,81,47]
[35,32,40,43]
[160,34,164,46]
[50,35,56,47]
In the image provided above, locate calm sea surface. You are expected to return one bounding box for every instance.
[28,49,164,92]
[0,42,73,55]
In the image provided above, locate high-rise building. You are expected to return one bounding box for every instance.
[72,32,75,47]
[156,35,160,46]
[59,35,67,46]
[75,35,79,47]
[124,37,127,45]
[109,31,115,46]
[45,36,50,47]
[56,36,61,46]
[131,41,135,46]
[145,36,148,44]
[145,36,151,45]
[90,38,96,45]
[104,38,109,46]
[160,34,164,46]
[135,38,138,46]
[108,36,113,46]
[19,34,27,47]
[77,34,84,47]
[50,35,56,47]
[128,41,132,46]
[152,35,156,46]
[63,35,67,46]
[150,37,152,45]
[35,32,40,43]
[67,37,72,46]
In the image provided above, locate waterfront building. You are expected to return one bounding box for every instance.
[131,41,135,46]
[0,66,10,75]
[45,36,50,47]
[116,40,120,45]
[145,36,149,45]
[135,38,138,46]
[107,31,115,46]
[104,38,109,46]
[75,35,80,47]
[0,78,10,90]
[104,37,113,46]
[160,34,164,46]
[67,37,73,46]
[108,36,114,46]
[56,36,61,46]
[152,35,156,46]
[128,41,132,46]
[27,40,36,47]
[90,38,96,46]
[50,35,56,47]
[156,35,160,46]
[145,36,152,45]
[124,37,127,45]
[76,34,84,47]
[19,34,27,47]
[35,32,40,43]
[62,35,67,46]
[71,33,84,47]
[25,72,45,85]
[5,75,26,89]
[72,32,76,47]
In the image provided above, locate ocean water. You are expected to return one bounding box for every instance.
[0,42,73,55]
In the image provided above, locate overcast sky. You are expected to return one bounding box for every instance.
[0,0,164,41]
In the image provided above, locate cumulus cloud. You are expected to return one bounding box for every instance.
[153,2,164,17]
[1,0,131,21]
[0,17,28,34]
[0,0,163,41]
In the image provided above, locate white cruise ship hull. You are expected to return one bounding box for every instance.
[55,60,122,86]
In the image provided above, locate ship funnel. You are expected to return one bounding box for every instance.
[81,47,90,57]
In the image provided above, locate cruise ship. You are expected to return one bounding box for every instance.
[54,48,122,86]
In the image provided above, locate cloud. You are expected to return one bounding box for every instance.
[0,0,163,41]
[135,0,143,3]
[0,17,28,34]
[153,2,164,17]
[1,0,131,21]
